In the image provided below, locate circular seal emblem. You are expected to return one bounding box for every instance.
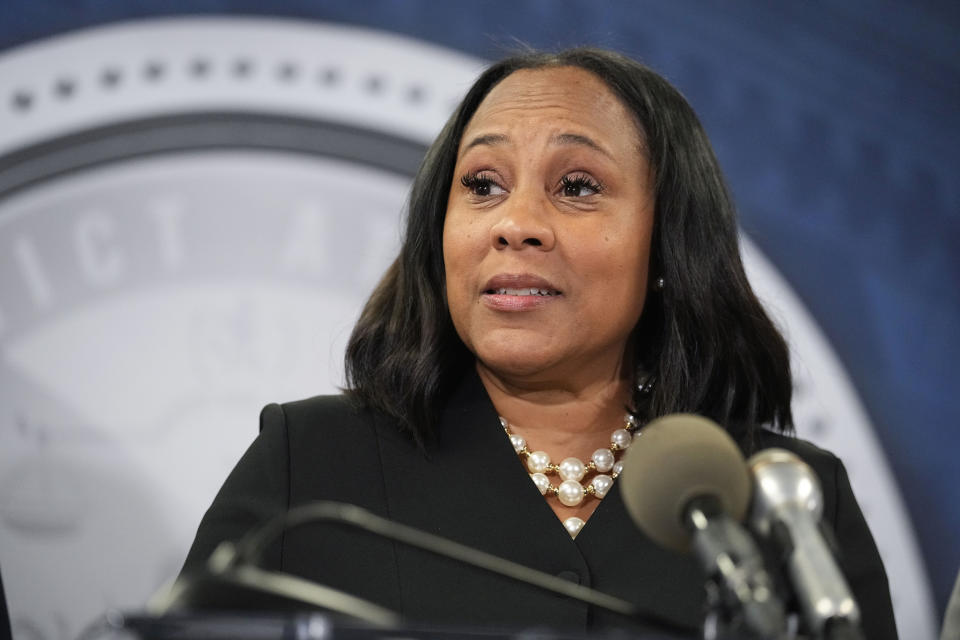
[0,17,934,639]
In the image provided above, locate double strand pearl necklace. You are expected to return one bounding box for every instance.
[500,413,639,538]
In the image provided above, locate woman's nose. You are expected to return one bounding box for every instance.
[489,189,556,251]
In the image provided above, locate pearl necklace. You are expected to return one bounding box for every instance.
[500,413,639,538]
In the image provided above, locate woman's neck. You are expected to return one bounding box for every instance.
[476,360,632,459]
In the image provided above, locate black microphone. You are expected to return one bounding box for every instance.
[618,414,787,639]
[148,536,402,627]
[151,502,694,638]
[748,448,863,640]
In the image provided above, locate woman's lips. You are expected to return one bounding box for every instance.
[481,275,563,311]
[482,292,560,311]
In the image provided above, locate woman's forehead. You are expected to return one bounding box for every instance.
[459,66,643,156]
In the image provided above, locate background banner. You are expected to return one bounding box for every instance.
[0,2,956,639]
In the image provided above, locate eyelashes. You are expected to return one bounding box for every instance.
[560,173,603,197]
[459,171,604,198]
[460,171,501,197]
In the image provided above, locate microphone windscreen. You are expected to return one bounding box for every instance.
[619,414,751,552]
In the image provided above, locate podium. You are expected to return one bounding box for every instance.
[88,611,696,640]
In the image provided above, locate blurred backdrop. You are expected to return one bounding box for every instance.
[0,2,956,639]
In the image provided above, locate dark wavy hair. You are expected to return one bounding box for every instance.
[345,48,793,444]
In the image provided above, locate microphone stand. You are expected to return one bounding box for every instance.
[212,501,694,637]
[684,496,789,640]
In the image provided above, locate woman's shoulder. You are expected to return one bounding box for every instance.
[752,429,836,461]
[747,428,862,531]
[259,393,415,450]
[750,429,843,489]
[264,393,364,426]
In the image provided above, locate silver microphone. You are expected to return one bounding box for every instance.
[748,448,862,639]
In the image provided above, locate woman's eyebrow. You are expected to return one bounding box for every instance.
[463,133,508,151]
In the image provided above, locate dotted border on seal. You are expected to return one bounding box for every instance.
[7,56,449,116]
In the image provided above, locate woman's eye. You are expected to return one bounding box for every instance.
[560,174,603,197]
[460,172,505,197]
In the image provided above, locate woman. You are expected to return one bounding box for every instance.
[182,48,896,638]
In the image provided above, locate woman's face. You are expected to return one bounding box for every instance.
[443,66,655,385]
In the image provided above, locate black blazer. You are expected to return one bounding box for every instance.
[182,370,897,638]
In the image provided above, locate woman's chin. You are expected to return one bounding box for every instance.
[474,349,568,384]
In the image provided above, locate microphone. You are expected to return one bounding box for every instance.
[619,414,787,639]
[151,502,694,638]
[748,448,863,640]
[148,538,402,627]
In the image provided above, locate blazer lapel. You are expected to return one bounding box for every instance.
[375,368,593,628]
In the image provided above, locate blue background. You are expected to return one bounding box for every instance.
[2,0,957,618]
